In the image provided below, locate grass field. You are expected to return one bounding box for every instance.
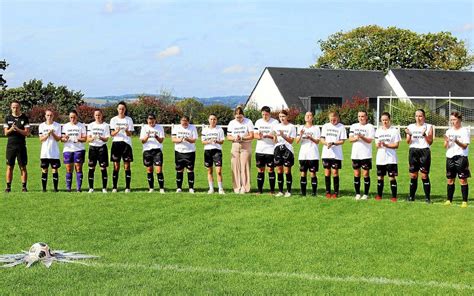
[0,137,473,294]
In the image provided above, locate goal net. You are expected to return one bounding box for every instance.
[376,96,474,136]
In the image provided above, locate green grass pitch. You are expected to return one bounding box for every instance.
[0,137,473,294]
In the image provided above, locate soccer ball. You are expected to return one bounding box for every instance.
[28,242,52,261]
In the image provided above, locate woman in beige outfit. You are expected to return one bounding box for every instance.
[227,107,254,193]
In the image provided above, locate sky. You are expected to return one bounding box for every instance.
[1,0,473,98]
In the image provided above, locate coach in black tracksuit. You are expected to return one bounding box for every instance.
[3,100,30,192]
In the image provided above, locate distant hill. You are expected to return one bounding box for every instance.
[194,96,247,107]
[84,94,247,108]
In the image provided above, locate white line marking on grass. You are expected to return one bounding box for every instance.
[91,262,473,291]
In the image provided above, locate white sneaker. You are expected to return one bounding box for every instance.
[218,189,225,195]
[124,189,131,193]
[284,192,292,197]
[207,189,214,194]
[159,189,165,194]
[88,189,94,193]
[112,188,117,193]
[275,192,284,197]
[102,189,107,194]
[239,189,245,194]
[361,194,368,200]
[355,194,361,200]
[189,188,195,194]
[176,188,182,193]
[148,189,154,193]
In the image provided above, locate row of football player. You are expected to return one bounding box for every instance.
[225,106,469,208]
[3,101,470,207]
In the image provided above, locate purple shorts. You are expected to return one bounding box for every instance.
[63,150,86,164]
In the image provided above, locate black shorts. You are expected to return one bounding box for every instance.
[175,151,195,171]
[204,149,222,168]
[6,145,28,166]
[40,158,61,169]
[322,158,342,170]
[409,148,431,173]
[299,160,319,173]
[143,148,163,167]
[273,145,294,167]
[89,145,109,168]
[111,142,133,163]
[352,158,372,170]
[255,153,274,168]
[377,164,398,177]
[446,156,471,179]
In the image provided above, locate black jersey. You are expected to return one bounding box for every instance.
[4,114,30,146]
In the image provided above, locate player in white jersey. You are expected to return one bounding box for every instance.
[172,115,198,193]
[273,110,297,197]
[87,109,110,193]
[374,112,401,202]
[405,109,434,203]
[295,112,320,196]
[38,110,62,192]
[201,114,225,194]
[320,111,347,198]
[140,114,165,194]
[61,110,87,192]
[444,112,470,208]
[110,101,135,193]
[349,111,375,200]
[253,106,278,194]
[227,107,254,194]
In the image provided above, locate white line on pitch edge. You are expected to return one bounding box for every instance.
[90,262,473,291]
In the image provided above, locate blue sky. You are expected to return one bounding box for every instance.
[1,0,473,98]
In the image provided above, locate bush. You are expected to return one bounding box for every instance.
[196,104,234,125]
[27,105,60,124]
[128,96,182,125]
[315,97,373,125]
[76,104,96,124]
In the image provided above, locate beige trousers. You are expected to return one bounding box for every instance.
[231,141,252,193]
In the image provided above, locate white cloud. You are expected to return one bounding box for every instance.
[461,23,474,32]
[104,1,114,13]
[156,46,181,59]
[453,23,474,32]
[222,65,245,74]
[102,1,134,14]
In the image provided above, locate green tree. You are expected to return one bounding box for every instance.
[0,79,84,114]
[176,98,204,123]
[313,25,474,71]
[0,60,8,90]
